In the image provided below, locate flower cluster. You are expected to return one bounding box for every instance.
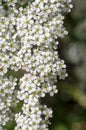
[0,76,18,128]
[0,0,72,129]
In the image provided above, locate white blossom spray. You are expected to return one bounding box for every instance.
[0,0,72,129]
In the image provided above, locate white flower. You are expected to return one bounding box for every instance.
[0,0,72,129]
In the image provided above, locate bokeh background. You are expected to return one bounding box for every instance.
[50,0,86,129]
[5,0,86,130]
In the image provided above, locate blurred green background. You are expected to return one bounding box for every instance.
[50,0,86,130]
[5,0,86,130]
